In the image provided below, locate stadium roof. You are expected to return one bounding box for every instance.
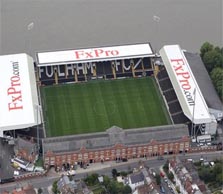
[36,43,154,66]
[159,45,211,124]
[184,52,223,111]
[42,124,189,154]
[0,54,41,137]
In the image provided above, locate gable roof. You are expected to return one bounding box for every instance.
[130,172,145,184]
[43,124,189,154]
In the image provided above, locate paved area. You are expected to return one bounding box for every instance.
[46,157,153,178]
[0,138,14,180]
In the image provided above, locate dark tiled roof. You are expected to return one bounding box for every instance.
[130,172,145,184]
[184,52,222,111]
[15,137,36,155]
[42,124,189,153]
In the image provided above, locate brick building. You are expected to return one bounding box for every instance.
[42,124,190,169]
[14,137,38,163]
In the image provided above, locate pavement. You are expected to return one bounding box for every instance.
[46,157,149,178]
[44,158,149,194]
[0,138,14,180]
[159,166,178,194]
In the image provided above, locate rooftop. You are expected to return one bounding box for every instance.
[130,171,145,184]
[42,124,189,153]
[184,52,222,111]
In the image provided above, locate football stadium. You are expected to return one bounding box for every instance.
[0,43,222,139]
[1,43,223,172]
[37,43,171,137]
[41,77,170,137]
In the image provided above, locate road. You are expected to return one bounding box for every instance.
[1,150,222,192]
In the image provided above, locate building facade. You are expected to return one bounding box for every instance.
[169,158,209,194]
[42,124,190,169]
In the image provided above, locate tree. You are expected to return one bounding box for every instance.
[167,172,174,181]
[84,173,99,186]
[176,186,181,193]
[202,50,223,72]
[155,174,161,185]
[214,46,221,53]
[163,160,169,173]
[107,180,131,194]
[211,67,223,100]
[102,175,111,188]
[107,181,119,194]
[52,181,59,194]
[120,171,128,177]
[221,47,223,55]
[38,188,43,194]
[122,185,132,194]
[112,168,118,178]
[200,42,223,101]
[200,42,214,59]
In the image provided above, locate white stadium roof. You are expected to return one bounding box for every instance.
[160,45,211,124]
[36,43,154,66]
[0,54,41,136]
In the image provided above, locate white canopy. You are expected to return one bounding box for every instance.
[36,43,154,66]
[0,54,41,135]
[160,45,211,124]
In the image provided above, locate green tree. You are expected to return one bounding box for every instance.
[102,175,111,188]
[176,186,180,193]
[214,46,221,53]
[52,181,59,194]
[120,171,128,177]
[107,180,131,194]
[213,163,223,186]
[122,185,132,194]
[155,174,161,185]
[221,47,223,55]
[84,173,99,186]
[107,181,119,194]
[199,167,215,183]
[112,168,118,178]
[211,67,223,100]
[167,172,174,181]
[163,160,169,173]
[200,42,214,59]
[38,188,43,194]
[202,50,223,72]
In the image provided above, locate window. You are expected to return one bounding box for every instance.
[106,150,110,156]
[127,148,132,154]
[84,153,88,159]
[78,154,82,160]
[153,145,158,152]
[50,157,55,165]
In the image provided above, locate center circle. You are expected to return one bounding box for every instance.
[93,101,116,117]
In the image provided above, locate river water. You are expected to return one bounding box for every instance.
[0,0,222,57]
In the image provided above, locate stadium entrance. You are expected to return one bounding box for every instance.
[36,43,155,85]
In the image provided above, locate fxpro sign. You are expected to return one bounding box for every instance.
[160,45,211,123]
[170,58,195,106]
[36,43,154,66]
[7,61,23,111]
[0,54,39,131]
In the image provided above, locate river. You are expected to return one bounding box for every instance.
[0,0,222,57]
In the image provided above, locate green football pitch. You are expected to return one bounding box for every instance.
[41,77,170,137]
